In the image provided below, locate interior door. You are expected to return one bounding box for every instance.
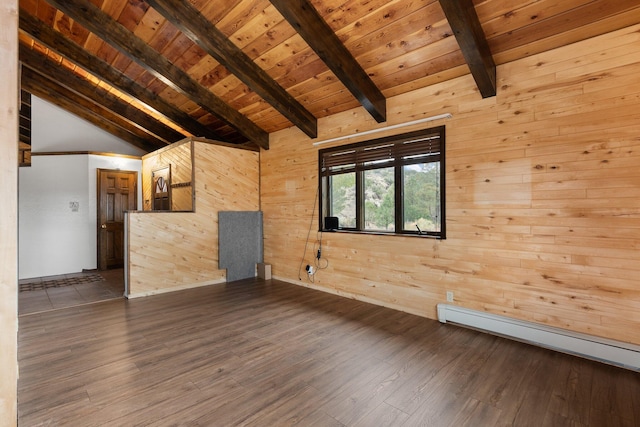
[98,169,137,270]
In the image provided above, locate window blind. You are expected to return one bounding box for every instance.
[321,127,442,175]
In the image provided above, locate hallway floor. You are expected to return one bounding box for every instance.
[18,269,125,316]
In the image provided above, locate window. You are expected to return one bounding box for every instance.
[152,166,171,211]
[319,126,445,238]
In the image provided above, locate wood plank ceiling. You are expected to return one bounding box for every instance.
[18,0,640,152]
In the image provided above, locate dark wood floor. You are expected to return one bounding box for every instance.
[18,278,640,426]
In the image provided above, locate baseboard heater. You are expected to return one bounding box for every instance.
[437,304,640,371]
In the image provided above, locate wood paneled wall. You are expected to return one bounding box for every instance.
[261,23,640,346]
[128,139,259,296]
[141,140,194,212]
[1,0,18,424]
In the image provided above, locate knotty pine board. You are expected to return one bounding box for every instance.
[261,23,640,345]
[1,0,19,422]
[141,140,193,211]
[128,140,259,295]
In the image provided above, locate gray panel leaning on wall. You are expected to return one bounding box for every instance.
[219,211,264,282]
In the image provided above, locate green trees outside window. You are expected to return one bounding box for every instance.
[403,162,441,233]
[319,126,445,238]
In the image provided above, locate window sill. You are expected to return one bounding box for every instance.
[321,229,444,239]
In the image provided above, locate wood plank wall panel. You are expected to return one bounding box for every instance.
[0,0,18,423]
[261,23,640,346]
[129,140,259,295]
[141,141,193,211]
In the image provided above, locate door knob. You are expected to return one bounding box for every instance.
[101,224,107,229]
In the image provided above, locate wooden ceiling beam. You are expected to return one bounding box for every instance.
[20,43,182,144]
[19,10,232,144]
[438,0,496,98]
[22,67,164,152]
[146,0,317,139]
[19,90,32,146]
[43,0,269,149]
[269,0,386,124]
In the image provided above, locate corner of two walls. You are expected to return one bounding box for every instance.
[127,140,260,296]
[261,23,640,346]
[0,0,18,421]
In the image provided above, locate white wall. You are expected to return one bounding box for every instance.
[32,96,145,156]
[19,155,92,278]
[18,96,144,279]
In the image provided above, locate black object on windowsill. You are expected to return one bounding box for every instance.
[324,216,339,231]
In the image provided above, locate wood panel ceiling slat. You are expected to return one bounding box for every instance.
[479,0,581,40]
[270,0,387,124]
[17,0,640,152]
[83,0,121,60]
[335,0,435,45]
[116,0,149,32]
[199,0,243,26]
[227,4,284,50]
[378,50,467,93]
[146,0,318,138]
[215,0,272,36]
[383,64,469,99]
[21,0,38,13]
[342,3,449,69]
[51,14,89,45]
[111,52,134,74]
[19,12,228,141]
[93,37,119,64]
[20,43,182,144]
[230,2,436,114]
[22,67,163,152]
[133,7,163,42]
[34,1,56,25]
[488,0,640,54]
[249,35,320,86]
[242,20,299,63]
[144,15,181,53]
[43,0,268,148]
[194,59,231,89]
[310,0,392,31]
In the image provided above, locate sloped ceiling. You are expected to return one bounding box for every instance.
[18,0,640,152]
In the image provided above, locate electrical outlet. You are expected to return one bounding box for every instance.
[446,291,454,302]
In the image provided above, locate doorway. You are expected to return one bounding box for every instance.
[97,169,137,270]
[18,168,138,316]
